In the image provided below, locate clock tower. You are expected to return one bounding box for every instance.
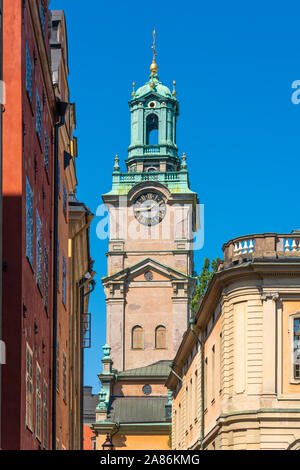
[101,40,199,373]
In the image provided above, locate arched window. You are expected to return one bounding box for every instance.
[146,114,158,145]
[132,325,143,349]
[155,325,167,349]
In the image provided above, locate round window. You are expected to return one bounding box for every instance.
[148,101,157,109]
[142,384,152,395]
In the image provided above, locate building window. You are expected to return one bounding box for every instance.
[204,357,208,410]
[155,325,167,349]
[63,351,67,403]
[26,177,34,267]
[36,89,42,144]
[56,339,60,391]
[36,362,42,442]
[25,44,33,104]
[189,378,193,426]
[194,370,198,420]
[132,326,143,349]
[293,317,300,379]
[185,386,188,431]
[211,345,215,402]
[44,243,48,309]
[40,1,46,38]
[36,210,42,290]
[62,253,66,306]
[219,332,222,393]
[44,128,49,174]
[178,403,181,448]
[25,343,33,430]
[63,182,67,217]
[43,381,48,449]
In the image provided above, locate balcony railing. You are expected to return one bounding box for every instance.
[222,232,300,264]
[119,171,185,184]
[144,145,160,154]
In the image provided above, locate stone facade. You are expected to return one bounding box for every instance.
[167,232,300,450]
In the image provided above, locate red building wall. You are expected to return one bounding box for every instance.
[1,0,55,449]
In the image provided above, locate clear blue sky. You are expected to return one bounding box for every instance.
[50,0,300,392]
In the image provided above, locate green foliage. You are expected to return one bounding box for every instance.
[191,257,220,312]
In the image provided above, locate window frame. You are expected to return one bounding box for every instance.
[43,380,48,449]
[36,210,42,291]
[155,324,167,349]
[36,88,42,144]
[289,312,300,383]
[25,43,33,105]
[131,325,144,350]
[36,362,42,442]
[63,350,67,403]
[44,242,48,310]
[44,126,49,175]
[26,177,34,268]
[25,343,33,431]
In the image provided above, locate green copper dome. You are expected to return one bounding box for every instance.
[133,74,174,100]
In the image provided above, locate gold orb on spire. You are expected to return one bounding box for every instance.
[150,29,158,75]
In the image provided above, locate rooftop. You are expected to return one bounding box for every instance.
[107,396,169,424]
[118,360,172,379]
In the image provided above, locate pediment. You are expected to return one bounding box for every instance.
[102,258,193,284]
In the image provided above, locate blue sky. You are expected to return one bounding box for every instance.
[50,0,300,392]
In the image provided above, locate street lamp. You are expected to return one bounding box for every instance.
[102,433,114,451]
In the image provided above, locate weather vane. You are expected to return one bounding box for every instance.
[150,29,158,75]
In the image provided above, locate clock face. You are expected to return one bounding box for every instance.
[133,192,166,226]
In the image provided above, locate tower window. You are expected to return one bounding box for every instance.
[146,113,158,145]
[132,326,144,349]
[155,325,167,349]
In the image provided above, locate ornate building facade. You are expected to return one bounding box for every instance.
[0,2,94,450]
[167,232,300,450]
[91,38,199,450]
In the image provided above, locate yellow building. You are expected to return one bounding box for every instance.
[166,232,300,450]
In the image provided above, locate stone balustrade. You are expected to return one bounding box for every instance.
[119,171,186,184]
[222,232,300,264]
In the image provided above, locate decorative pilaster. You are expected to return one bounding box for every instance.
[261,292,279,398]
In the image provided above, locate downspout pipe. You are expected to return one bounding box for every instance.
[169,364,183,383]
[79,276,96,450]
[189,317,204,451]
[52,100,69,450]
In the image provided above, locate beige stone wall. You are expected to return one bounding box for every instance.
[103,186,195,372]
[171,272,300,450]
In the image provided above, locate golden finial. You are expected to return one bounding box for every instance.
[150,29,158,75]
[172,80,176,96]
[132,81,136,98]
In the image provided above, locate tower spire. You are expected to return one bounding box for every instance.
[150,29,158,75]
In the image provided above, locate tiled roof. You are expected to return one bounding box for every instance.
[107,396,168,424]
[118,360,172,378]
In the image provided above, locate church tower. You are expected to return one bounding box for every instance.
[101,33,199,373]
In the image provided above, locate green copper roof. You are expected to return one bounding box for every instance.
[107,396,169,424]
[118,360,172,378]
[133,74,174,101]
